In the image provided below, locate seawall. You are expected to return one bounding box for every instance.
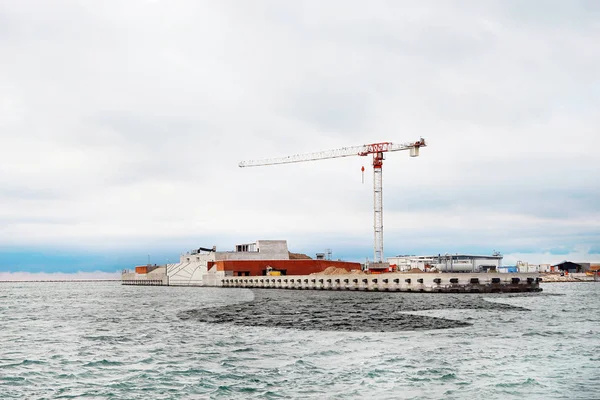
[221,272,542,293]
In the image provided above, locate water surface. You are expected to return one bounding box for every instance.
[0,282,598,399]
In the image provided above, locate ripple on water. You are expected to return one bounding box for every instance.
[495,378,542,388]
[0,282,598,400]
[83,359,124,367]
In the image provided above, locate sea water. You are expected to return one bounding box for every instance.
[0,282,598,399]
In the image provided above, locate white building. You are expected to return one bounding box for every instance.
[387,253,503,273]
[123,240,290,286]
[515,262,552,273]
[171,239,289,285]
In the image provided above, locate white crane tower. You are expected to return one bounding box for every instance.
[239,138,426,264]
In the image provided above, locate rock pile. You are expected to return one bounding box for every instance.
[403,268,425,273]
[539,274,587,282]
[288,252,312,260]
[311,267,364,275]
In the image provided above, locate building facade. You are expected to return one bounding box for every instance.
[387,253,503,273]
[123,240,360,286]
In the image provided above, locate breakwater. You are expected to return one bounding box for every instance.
[222,272,542,293]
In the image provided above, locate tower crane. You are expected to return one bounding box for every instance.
[239,138,426,264]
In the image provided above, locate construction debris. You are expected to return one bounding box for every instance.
[311,266,364,275]
[288,252,312,260]
[403,268,425,273]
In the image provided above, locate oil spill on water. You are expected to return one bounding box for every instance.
[178,289,542,332]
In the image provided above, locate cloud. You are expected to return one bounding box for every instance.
[0,0,599,270]
[502,245,600,266]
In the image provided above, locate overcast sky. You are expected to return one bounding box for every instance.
[1,0,599,274]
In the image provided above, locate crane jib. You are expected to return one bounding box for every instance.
[238,139,426,167]
[238,137,426,263]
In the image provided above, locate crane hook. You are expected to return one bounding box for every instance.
[361,166,365,184]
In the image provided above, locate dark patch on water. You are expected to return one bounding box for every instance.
[504,292,565,298]
[178,290,530,332]
[83,360,123,367]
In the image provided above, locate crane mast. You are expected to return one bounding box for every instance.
[373,152,384,263]
[239,138,426,263]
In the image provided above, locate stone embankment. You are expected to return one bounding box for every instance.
[540,273,597,283]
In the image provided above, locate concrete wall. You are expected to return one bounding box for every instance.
[180,240,290,263]
[216,240,289,261]
[180,252,216,264]
[167,262,209,286]
[215,259,361,276]
[122,264,542,292]
[122,266,168,285]
[221,272,542,293]
[256,240,289,256]
[201,266,226,287]
[216,251,289,261]
[123,262,213,286]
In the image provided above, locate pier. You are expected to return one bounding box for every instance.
[220,272,542,293]
[121,279,166,286]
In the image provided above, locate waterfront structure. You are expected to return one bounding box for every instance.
[387,253,503,273]
[122,242,542,292]
[122,240,360,286]
[221,272,542,293]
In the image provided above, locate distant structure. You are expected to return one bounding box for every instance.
[123,241,543,292]
[551,261,584,273]
[122,240,360,286]
[387,253,503,273]
[513,261,552,273]
[498,265,519,273]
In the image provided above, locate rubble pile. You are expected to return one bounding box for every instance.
[311,267,364,275]
[403,268,425,273]
[288,252,312,260]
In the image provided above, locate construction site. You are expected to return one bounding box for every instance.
[122,239,361,286]
[122,138,542,293]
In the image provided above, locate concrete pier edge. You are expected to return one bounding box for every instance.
[123,272,542,293]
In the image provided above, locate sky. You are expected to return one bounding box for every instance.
[1,0,599,276]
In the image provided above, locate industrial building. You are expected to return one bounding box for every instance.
[512,262,552,273]
[551,261,600,274]
[122,240,361,286]
[387,253,503,273]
